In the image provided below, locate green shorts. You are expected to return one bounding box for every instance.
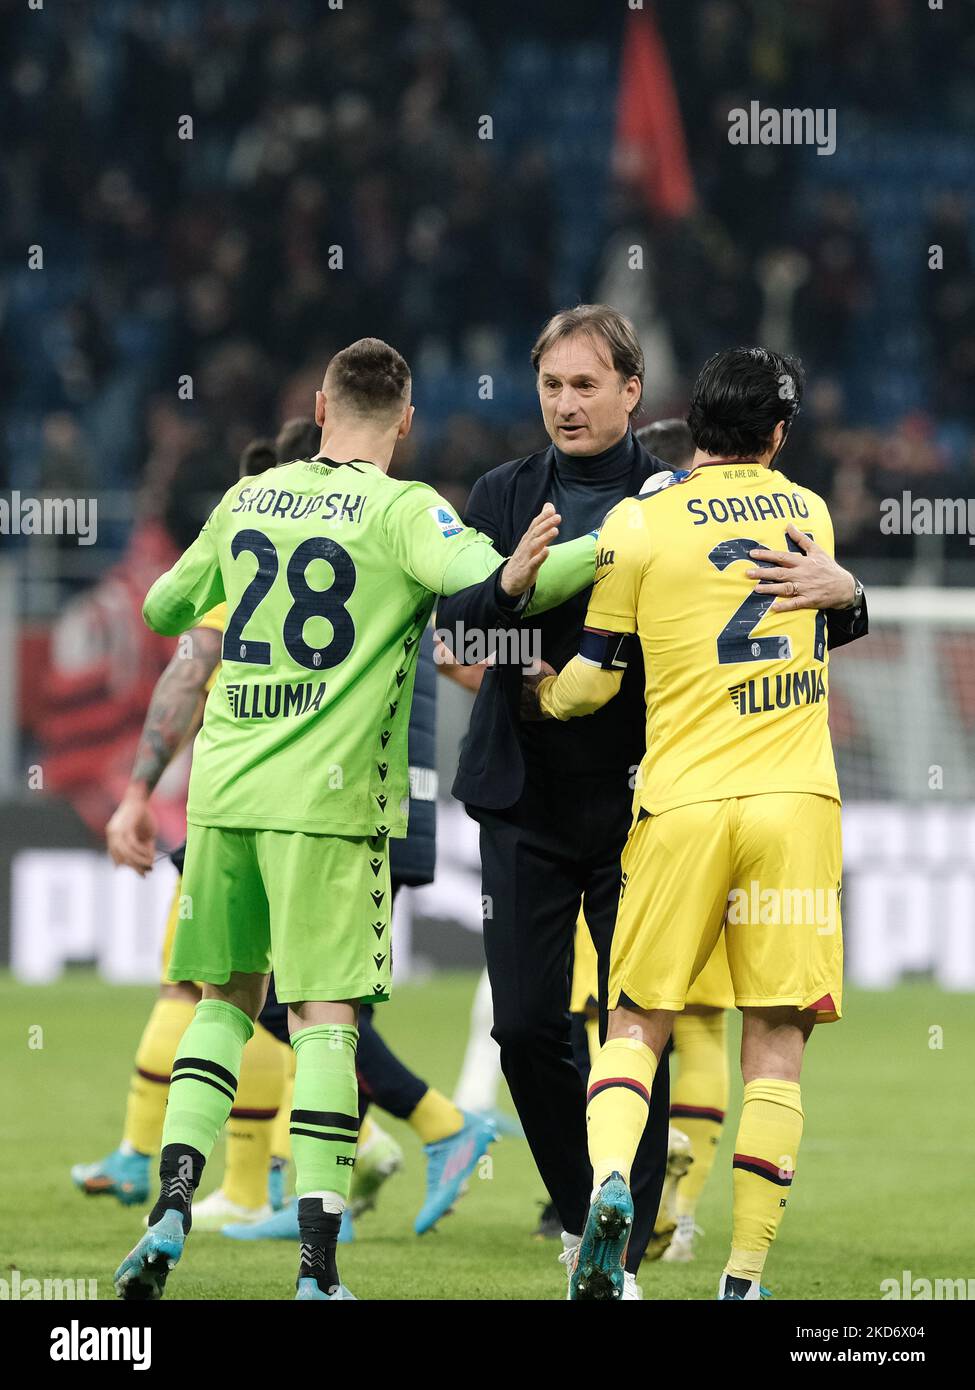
[168,824,393,1005]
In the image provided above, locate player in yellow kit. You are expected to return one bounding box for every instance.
[528,348,862,1300]
[660,940,732,1262]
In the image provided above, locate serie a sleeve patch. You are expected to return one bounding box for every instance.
[427,505,464,539]
[578,626,631,670]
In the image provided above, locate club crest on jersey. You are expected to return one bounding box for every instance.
[728,668,826,716]
[638,469,681,496]
[428,506,463,539]
[226,680,326,719]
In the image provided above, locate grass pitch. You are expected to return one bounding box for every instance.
[1,971,972,1301]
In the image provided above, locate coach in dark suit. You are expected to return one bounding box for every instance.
[438,306,867,1279]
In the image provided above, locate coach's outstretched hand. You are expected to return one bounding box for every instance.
[500,503,561,598]
[747,523,856,612]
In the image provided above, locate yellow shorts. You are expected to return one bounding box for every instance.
[160,877,184,982]
[570,911,734,1015]
[610,793,843,1022]
[570,912,599,1015]
[160,876,204,989]
[686,929,734,1010]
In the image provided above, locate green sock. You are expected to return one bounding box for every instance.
[290,1025,359,1200]
[161,999,254,1159]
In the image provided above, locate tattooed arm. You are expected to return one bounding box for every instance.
[106,625,223,875]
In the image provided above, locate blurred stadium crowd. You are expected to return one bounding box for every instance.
[2,0,975,595]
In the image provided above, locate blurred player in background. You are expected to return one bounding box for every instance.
[634,418,694,478]
[527,347,865,1300]
[114,337,596,1301]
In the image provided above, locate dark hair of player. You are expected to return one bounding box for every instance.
[326,337,411,420]
[530,304,645,391]
[275,417,321,462]
[636,418,694,470]
[238,437,276,479]
[687,347,804,460]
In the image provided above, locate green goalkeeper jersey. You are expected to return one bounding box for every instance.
[143,457,595,836]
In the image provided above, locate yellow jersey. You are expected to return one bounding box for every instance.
[194,602,227,692]
[581,460,840,816]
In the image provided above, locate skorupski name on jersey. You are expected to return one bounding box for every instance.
[230,486,366,525]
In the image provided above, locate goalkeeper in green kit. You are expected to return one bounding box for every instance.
[114,338,595,1302]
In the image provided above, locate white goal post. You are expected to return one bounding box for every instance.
[831,587,975,802]
[831,587,975,989]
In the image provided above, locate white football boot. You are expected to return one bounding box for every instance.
[645,1125,694,1260]
[187,1188,272,1232]
[559,1231,582,1300]
[661,1211,702,1263]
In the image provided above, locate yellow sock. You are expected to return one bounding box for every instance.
[122,997,196,1153]
[586,1037,658,1187]
[671,1010,729,1217]
[223,1022,289,1210]
[726,1079,804,1282]
[409,1088,464,1145]
[584,1014,600,1065]
[270,1050,296,1162]
[358,1114,376,1150]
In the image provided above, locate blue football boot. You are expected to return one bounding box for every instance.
[568,1172,633,1301]
[114,1209,185,1300]
[295,1278,357,1300]
[223,1202,354,1243]
[72,1147,150,1207]
[414,1111,497,1235]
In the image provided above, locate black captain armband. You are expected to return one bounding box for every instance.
[578,626,632,671]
